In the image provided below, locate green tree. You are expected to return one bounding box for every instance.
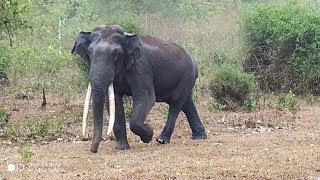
[0,0,31,46]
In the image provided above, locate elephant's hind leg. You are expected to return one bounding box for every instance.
[181,95,207,140]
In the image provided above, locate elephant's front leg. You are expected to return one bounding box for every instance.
[113,94,130,150]
[130,91,155,143]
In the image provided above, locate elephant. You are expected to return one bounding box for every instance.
[72,25,207,153]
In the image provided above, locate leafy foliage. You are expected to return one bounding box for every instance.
[131,0,181,18]
[0,0,32,46]
[277,90,300,116]
[24,115,65,139]
[25,116,51,139]
[177,0,216,21]
[123,96,133,120]
[0,107,9,127]
[242,0,320,94]
[207,98,226,112]
[209,64,258,110]
[4,122,19,137]
[0,43,11,73]
[18,145,33,160]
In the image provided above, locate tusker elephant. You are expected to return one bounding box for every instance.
[72,25,207,153]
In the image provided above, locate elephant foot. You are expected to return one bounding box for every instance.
[114,141,130,150]
[156,135,170,144]
[130,123,153,143]
[140,132,153,143]
[192,133,208,140]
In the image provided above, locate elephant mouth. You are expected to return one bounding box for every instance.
[81,82,115,139]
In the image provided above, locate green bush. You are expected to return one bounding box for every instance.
[242,0,320,94]
[18,145,33,160]
[106,14,145,34]
[209,64,258,110]
[25,116,50,139]
[0,43,11,73]
[131,0,181,18]
[4,122,19,137]
[0,107,8,127]
[207,98,226,112]
[123,96,133,120]
[177,0,216,21]
[277,90,300,116]
[86,0,146,34]
[24,115,66,139]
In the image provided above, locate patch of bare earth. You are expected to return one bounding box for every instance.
[0,92,320,180]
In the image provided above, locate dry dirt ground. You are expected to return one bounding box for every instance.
[0,93,320,180]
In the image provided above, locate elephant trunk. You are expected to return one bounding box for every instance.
[90,83,106,153]
[88,66,116,153]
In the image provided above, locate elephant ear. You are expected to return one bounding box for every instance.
[124,33,142,70]
[71,31,91,64]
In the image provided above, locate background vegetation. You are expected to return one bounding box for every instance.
[0,0,319,117]
[243,0,320,95]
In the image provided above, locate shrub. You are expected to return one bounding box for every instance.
[18,145,33,160]
[86,0,146,34]
[177,0,216,21]
[242,0,320,94]
[0,107,8,127]
[277,90,300,116]
[209,64,258,110]
[4,122,19,137]
[25,116,50,139]
[123,96,133,120]
[24,115,65,139]
[131,0,181,18]
[207,98,226,112]
[51,116,65,134]
[106,14,145,34]
[0,43,11,73]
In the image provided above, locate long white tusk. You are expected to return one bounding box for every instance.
[107,83,115,135]
[82,82,92,139]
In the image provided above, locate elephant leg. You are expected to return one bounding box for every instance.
[113,94,130,150]
[182,95,207,140]
[130,91,155,143]
[156,100,185,144]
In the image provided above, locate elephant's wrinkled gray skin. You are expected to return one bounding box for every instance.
[72,25,207,153]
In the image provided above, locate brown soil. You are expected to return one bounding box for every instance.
[0,93,320,180]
